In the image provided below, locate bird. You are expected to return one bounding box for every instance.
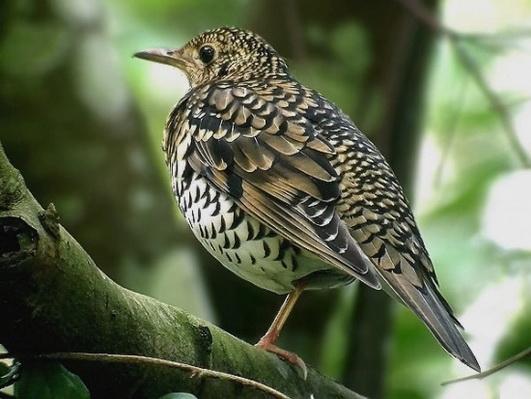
[134,26,480,374]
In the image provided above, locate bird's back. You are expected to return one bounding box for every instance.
[300,85,480,371]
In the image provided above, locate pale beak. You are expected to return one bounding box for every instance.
[133,48,188,69]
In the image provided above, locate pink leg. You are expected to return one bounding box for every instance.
[255,284,307,378]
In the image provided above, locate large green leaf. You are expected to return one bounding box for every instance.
[15,361,90,399]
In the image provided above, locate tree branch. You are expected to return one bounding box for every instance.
[442,346,531,386]
[0,352,290,399]
[0,139,364,399]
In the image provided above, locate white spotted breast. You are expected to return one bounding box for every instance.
[168,137,351,294]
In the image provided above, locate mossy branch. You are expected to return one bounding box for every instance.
[0,140,364,399]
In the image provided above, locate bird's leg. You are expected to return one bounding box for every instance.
[255,283,307,378]
[256,285,304,346]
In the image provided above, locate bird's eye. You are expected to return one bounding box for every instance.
[199,45,215,64]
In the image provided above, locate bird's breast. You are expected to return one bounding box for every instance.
[169,154,351,294]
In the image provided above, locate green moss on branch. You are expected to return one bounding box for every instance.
[0,141,364,399]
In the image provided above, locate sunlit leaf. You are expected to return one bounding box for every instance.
[494,298,531,369]
[0,360,21,389]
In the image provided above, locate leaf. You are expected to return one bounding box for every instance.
[14,361,90,399]
[494,298,531,368]
[0,360,21,389]
[158,393,198,399]
[0,363,10,388]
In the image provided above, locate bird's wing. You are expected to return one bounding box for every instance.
[320,106,480,371]
[170,81,380,288]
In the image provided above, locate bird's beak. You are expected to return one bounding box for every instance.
[133,48,189,69]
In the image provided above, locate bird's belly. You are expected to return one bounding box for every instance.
[176,173,351,294]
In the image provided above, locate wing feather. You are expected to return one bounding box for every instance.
[332,121,480,371]
[168,80,479,370]
[183,83,380,288]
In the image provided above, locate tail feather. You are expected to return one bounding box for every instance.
[377,271,481,372]
[420,283,480,371]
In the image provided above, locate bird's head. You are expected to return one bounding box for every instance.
[134,27,288,87]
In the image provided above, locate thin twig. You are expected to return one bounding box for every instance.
[0,352,291,399]
[450,40,531,167]
[395,0,453,35]
[462,29,531,44]
[459,35,528,55]
[395,0,531,168]
[442,346,531,386]
[433,80,468,187]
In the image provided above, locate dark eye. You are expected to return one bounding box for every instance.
[199,45,215,64]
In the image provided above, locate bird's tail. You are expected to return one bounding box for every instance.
[378,273,481,372]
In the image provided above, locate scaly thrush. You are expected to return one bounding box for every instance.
[135,27,480,374]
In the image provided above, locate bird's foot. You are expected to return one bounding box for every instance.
[255,338,308,380]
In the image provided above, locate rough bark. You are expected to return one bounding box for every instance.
[0,140,364,399]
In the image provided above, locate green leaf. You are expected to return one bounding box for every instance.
[15,361,90,399]
[494,298,531,369]
[158,393,198,399]
[0,360,21,389]
[0,363,9,382]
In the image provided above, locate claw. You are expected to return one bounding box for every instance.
[255,339,308,380]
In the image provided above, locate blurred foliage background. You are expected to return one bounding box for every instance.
[1,0,530,398]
